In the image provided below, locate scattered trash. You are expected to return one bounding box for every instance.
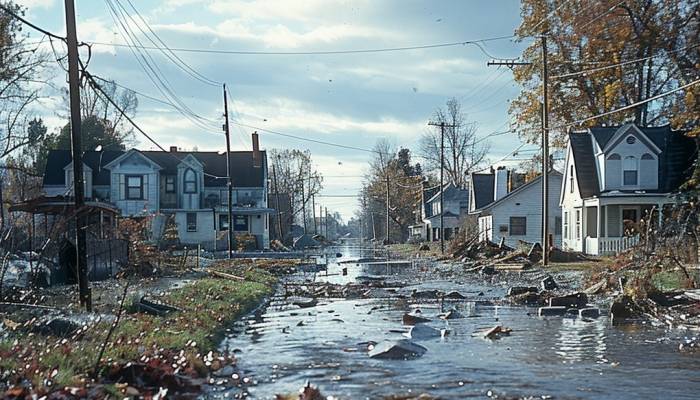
[133,296,182,316]
[541,275,558,291]
[548,293,588,309]
[579,308,601,319]
[538,306,567,317]
[478,325,512,339]
[403,312,431,325]
[405,324,447,340]
[292,298,318,308]
[507,286,538,297]
[368,340,428,359]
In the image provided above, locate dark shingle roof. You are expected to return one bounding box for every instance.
[43,150,123,186]
[569,132,600,198]
[43,149,266,187]
[471,173,495,210]
[571,124,697,197]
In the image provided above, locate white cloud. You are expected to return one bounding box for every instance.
[14,0,55,10]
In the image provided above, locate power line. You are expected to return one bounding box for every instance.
[117,0,221,87]
[576,0,627,31]
[86,34,518,56]
[0,3,65,40]
[552,42,700,79]
[553,77,700,130]
[82,67,227,179]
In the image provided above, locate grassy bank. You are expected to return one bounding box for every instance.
[0,267,276,397]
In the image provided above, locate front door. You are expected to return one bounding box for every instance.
[621,208,639,236]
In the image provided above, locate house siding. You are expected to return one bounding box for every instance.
[486,173,562,248]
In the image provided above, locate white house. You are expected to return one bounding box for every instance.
[409,183,469,242]
[470,167,563,248]
[42,134,273,250]
[560,123,697,255]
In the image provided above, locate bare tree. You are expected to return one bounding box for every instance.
[269,149,323,231]
[419,98,489,187]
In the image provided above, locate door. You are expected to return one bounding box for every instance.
[621,207,639,236]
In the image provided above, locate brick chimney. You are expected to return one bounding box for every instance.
[169,146,177,152]
[251,131,261,168]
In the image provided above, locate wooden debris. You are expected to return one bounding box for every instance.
[209,270,245,281]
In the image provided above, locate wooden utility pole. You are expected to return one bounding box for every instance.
[311,194,317,234]
[222,84,233,258]
[385,173,390,244]
[300,172,307,234]
[325,206,329,239]
[64,0,90,311]
[541,35,550,266]
[271,161,283,241]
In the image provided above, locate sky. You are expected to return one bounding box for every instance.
[15,0,539,220]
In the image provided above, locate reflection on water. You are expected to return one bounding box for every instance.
[214,242,700,399]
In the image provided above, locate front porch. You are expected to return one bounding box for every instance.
[575,195,668,256]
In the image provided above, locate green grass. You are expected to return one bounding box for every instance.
[0,267,277,393]
[651,270,686,292]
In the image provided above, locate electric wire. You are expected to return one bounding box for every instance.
[118,0,221,87]
[87,33,519,56]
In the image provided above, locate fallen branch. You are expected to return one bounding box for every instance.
[208,270,245,281]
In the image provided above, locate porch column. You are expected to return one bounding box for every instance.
[596,204,601,239]
[657,202,664,227]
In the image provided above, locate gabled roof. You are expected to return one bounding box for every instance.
[425,182,468,204]
[479,170,563,212]
[569,132,600,198]
[470,173,495,210]
[569,123,697,197]
[43,149,267,188]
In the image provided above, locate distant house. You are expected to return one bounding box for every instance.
[268,192,292,243]
[41,137,273,250]
[470,167,562,248]
[408,182,469,242]
[560,123,697,255]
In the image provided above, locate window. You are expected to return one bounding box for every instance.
[575,210,581,240]
[219,214,229,230]
[184,169,197,193]
[626,135,636,144]
[509,217,526,236]
[126,175,143,200]
[165,176,176,193]
[555,216,562,235]
[569,165,574,193]
[186,212,197,232]
[233,215,248,231]
[623,156,638,186]
[563,211,569,239]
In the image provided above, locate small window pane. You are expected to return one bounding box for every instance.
[509,217,526,236]
[165,176,175,193]
[186,213,197,232]
[623,171,637,185]
[126,176,143,200]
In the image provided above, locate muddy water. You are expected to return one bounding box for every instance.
[215,244,700,399]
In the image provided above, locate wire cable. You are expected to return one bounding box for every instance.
[0,4,65,40]
[87,34,519,56]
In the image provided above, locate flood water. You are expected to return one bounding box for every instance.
[214,243,700,399]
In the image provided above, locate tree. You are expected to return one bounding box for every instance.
[511,0,700,149]
[362,140,424,243]
[1,1,50,230]
[419,98,489,187]
[269,149,323,232]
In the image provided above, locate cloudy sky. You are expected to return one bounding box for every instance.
[16,0,539,219]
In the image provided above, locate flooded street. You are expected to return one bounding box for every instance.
[216,244,700,399]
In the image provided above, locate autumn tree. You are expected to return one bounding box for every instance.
[362,140,424,243]
[269,149,323,232]
[419,98,489,187]
[511,0,700,149]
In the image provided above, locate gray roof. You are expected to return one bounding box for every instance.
[43,149,266,188]
[569,133,600,198]
[471,173,495,210]
[569,124,697,197]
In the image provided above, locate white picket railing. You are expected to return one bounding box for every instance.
[585,235,639,256]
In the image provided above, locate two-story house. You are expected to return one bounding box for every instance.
[560,123,697,255]
[408,183,469,242]
[470,167,563,248]
[42,137,272,250]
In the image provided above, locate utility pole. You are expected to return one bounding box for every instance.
[385,172,390,245]
[271,161,283,241]
[428,121,456,254]
[541,35,550,266]
[222,84,233,258]
[64,0,90,311]
[300,171,307,234]
[325,206,329,240]
[312,194,317,235]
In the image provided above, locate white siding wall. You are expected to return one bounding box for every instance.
[176,210,216,245]
[603,130,659,191]
[489,174,562,248]
[108,153,160,216]
[561,145,586,252]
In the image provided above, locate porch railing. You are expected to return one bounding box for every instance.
[585,235,639,256]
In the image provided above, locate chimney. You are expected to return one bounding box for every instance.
[251,131,261,168]
[494,167,509,201]
[169,146,178,152]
